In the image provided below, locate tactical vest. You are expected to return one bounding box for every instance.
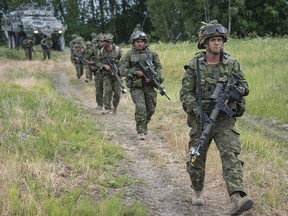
[125,47,163,88]
[186,52,246,117]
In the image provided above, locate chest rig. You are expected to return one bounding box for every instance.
[196,52,231,100]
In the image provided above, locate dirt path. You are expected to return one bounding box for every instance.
[52,60,247,216]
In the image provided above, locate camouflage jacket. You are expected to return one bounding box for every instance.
[119,46,163,89]
[41,38,53,49]
[22,39,34,49]
[180,51,249,117]
[96,44,122,75]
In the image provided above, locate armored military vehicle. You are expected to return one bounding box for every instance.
[1,3,67,51]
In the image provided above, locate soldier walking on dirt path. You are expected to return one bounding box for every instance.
[92,33,105,110]
[180,20,253,215]
[72,43,85,79]
[22,34,35,60]
[119,31,164,141]
[83,41,94,83]
[95,33,123,115]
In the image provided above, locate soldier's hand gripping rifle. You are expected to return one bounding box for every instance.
[189,74,238,167]
[105,57,127,94]
[137,60,171,101]
[73,56,88,64]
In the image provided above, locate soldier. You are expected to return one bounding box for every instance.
[119,31,164,140]
[69,34,85,55]
[83,41,94,82]
[179,20,253,215]
[95,33,123,115]
[72,43,85,79]
[91,32,97,46]
[92,33,105,110]
[40,35,53,60]
[22,34,35,60]
[133,23,142,32]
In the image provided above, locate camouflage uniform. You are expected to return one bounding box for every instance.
[180,21,253,214]
[133,23,142,32]
[120,31,163,135]
[96,34,123,112]
[83,41,94,82]
[180,51,249,195]
[92,34,104,109]
[69,35,85,62]
[22,35,35,60]
[40,35,53,60]
[72,44,84,79]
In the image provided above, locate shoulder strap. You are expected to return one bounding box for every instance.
[196,55,205,130]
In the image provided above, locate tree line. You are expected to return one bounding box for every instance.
[1,0,288,45]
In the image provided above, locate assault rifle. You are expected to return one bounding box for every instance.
[105,57,127,94]
[73,56,89,64]
[137,60,171,101]
[189,74,238,167]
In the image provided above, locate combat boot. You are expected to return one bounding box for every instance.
[95,105,103,110]
[138,133,145,140]
[102,108,112,114]
[230,192,253,216]
[192,190,205,206]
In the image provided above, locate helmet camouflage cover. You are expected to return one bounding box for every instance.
[71,34,77,39]
[129,30,148,43]
[102,33,113,43]
[197,20,228,49]
[91,32,97,38]
[95,33,103,42]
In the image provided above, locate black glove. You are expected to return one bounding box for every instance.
[228,87,242,102]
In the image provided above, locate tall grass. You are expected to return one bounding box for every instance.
[0,57,148,215]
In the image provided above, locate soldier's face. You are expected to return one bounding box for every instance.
[97,40,104,48]
[134,39,145,50]
[206,36,224,54]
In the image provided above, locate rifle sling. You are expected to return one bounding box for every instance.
[196,55,205,130]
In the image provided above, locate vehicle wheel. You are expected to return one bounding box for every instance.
[11,34,16,48]
[19,35,26,48]
[57,35,65,51]
[7,32,12,49]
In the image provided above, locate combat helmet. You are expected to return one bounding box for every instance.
[71,34,77,39]
[129,30,148,43]
[86,41,92,46]
[95,33,103,42]
[102,33,113,43]
[197,20,228,49]
[91,32,97,38]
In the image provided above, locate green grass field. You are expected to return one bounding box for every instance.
[0,37,287,215]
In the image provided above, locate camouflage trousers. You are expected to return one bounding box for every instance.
[94,71,104,107]
[42,49,51,60]
[85,65,92,80]
[130,87,157,134]
[186,113,245,196]
[25,49,32,60]
[75,63,84,79]
[103,74,121,109]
